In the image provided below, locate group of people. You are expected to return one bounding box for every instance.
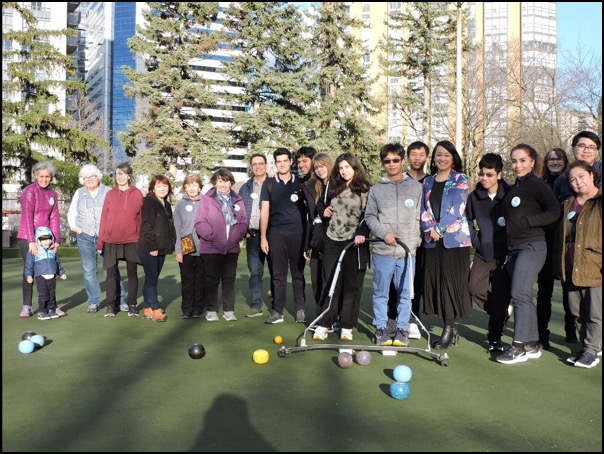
[17,131,601,368]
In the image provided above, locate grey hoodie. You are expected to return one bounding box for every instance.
[365,174,422,258]
[173,192,202,256]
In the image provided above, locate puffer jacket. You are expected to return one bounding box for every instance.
[17,182,60,243]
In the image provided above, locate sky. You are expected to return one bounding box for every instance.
[557,2,602,62]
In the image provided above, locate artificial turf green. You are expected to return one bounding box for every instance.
[2,257,601,452]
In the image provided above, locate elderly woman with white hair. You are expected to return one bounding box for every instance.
[68,164,126,313]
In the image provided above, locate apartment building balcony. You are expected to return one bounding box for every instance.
[67,11,80,28]
[66,35,79,53]
[68,2,81,13]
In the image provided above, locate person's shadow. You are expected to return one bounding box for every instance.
[190,394,276,452]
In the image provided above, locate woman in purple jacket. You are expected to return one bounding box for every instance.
[195,168,248,322]
[17,161,65,318]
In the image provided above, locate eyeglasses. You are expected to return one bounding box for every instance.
[115,171,128,177]
[382,158,402,165]
[548,158,564,163]
[251,162,266,167]
[83,175,98,181]
[477,171,497,178]
[575,144,598,152]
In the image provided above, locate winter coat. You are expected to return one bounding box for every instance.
[138,195,176,255]
[24,227,65,278]
[555,190,602,287]
[195,187,248,255]
[17,182,60,244]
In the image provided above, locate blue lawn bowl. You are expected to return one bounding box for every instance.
[18,340,35,354]
[390,381,410,400]
[30,335,45,349]
[393,364,413,383]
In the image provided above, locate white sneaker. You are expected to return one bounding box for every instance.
[340,328,353,341]
[408,323,421,340]
[313,326,328,341]
[223,311,237,321]
[205,311,219,322]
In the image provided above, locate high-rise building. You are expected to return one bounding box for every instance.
[348,2,558,156]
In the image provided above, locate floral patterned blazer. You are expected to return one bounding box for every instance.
[420,170,472,249]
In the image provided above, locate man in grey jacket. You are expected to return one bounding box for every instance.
[365,144,423,346]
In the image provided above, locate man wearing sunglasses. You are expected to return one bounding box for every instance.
[365,143,423,346]
[466,153,512,352]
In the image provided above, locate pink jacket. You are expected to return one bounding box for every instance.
[17,182,60,243]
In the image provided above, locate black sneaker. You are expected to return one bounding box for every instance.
[574,351,600,369]
[488,338,504,352]
[374,327,393,346]
[182,313,192,319]
[128,305,139,317]
[497,344,541,364]
[104,307,116,318]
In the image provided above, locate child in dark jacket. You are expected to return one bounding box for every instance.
[24,226,67,320]
[466,153,511,352]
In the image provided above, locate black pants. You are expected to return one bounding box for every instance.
[268,233,306,315]
[179,254,206,316]
[35,275,57,313]
[19,239,34,307]
[202,253,239,313]
[469,255,511,339]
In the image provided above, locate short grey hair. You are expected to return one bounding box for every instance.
[32,161,56,180]
[78,164,103,185]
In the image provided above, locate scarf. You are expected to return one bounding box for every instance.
[217,191,237,227]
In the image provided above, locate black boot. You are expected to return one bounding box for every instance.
[431,325,459,350]
[539,329,551,350]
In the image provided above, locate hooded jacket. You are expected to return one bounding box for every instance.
[24,226,65,278]
[365,174,422,258]
[173,192,202,256]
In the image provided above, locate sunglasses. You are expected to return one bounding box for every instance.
[477,171,498,178]
[382,158,402,165]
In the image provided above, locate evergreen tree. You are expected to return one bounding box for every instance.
[2,2,107,191]
[221,2,313,156]
[306,2,383,179]
[120,2,229,180]
[378,2,456,144]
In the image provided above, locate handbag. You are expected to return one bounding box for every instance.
[180,233,196,255]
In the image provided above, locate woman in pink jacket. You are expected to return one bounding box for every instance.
[195,168,248,322]
[17,162,63,318]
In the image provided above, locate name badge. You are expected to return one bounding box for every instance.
[49,197,55,206]
[251,193,258,199]
[404,199,414,208]
[290,194,298,202]
[234,205,241,211]
[511,196,521,207]
[185,205,193,212]
[497,217,506,227]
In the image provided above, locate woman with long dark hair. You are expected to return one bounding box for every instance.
[312,153,371,342]
[496,144,560,364]
[421,140,472,349]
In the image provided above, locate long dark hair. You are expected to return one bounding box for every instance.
[328,152,371,199]
[429,140,464,175]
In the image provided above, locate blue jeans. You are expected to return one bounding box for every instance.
[139,252,166,310]
[246,234,267,310]
[372,254,415,331]
[77,232,125,307]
